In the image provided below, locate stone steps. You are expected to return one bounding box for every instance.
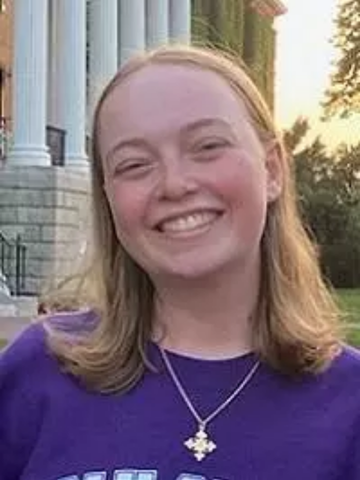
[0,316,32,342]
[0,295,37,342]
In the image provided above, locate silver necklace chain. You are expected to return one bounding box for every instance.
[159,346,260,429]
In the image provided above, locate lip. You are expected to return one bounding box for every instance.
[153,208,224,231]
[153,209,224,239]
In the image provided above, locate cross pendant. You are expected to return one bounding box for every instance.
[184,424,217,461]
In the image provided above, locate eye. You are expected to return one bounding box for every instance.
[200,141,227,151]
[195,137,230,153]
[114,158,153,178]
[191,138,230,161]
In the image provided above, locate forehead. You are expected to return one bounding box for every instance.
[99,64,253,140]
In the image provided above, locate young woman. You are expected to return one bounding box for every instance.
[0,45,359,480]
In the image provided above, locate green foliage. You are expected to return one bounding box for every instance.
[323,0,360,117]
[243,8,275,108]
[285,119,360,288]
[282,117,310,152]
[191,1,275,106]
[192,0,245,53]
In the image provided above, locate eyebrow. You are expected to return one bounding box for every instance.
[105,138,150,164]
[105,118,234,163]
[181,118,234,135]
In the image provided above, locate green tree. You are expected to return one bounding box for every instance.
[285,119,360,287]
[323,0,360,118]
[283,116,310,152]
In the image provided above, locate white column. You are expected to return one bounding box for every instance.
[88,0,118,131]
[8,0,51,166]
[46,1,62,168]
[146,0,169,49]
[169,0,191,44]
[119,0,146,66]
[57,0,88,168]
[48,0,61,128]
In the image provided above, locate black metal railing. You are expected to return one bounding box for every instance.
[0,232,27,296]
[1,122,67,167]
[46,125,66,166]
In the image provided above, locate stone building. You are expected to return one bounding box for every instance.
[0,0,286,297]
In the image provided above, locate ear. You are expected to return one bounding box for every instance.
[265,141,283,203]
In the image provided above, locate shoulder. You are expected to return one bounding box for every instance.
[43,307,99,336]
[0,322,49,478]
[0,309,98,479]
[316,344,360,392]
[0,321,51,439]
[0,308,98,378]
[313,344,360,412]
[332,346,360,478]
[265,345,360,412]
[329,344,360,379]
[0,321,48,381]
[0,307,99,405]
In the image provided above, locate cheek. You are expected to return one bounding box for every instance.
[209,153,267,208]
[106,183,149,237]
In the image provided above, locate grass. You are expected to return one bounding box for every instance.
[337,289,360,322]
[337,289,360,347]
[347,329,360,347]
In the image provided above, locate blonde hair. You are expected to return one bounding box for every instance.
[47,45,342,393]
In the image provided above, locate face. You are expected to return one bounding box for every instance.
[99,64,282,283]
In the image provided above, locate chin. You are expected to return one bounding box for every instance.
[153,255,236,282]
[140,241,249,283]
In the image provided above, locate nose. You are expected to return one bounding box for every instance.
[156,157,198,200]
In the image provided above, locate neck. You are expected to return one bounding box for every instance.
[152,260,260,360]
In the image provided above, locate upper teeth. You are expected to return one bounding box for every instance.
[160,212,218,233]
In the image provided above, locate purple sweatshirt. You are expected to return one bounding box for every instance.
[0,311,360,480]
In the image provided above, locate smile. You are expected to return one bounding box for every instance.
[157,211,221,236]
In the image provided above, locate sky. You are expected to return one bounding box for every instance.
[274,0,360,149]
